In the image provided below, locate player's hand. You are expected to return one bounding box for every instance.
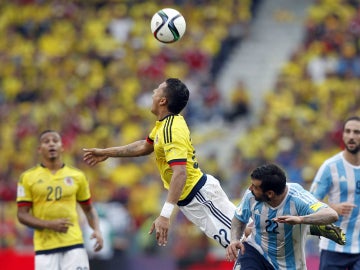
[332,202,357,216]
[90,230,104,252]
[83,148,108,166]
[149,216,170,246]
[226,240,244,261]
[273,215,302,225]
[47,218,73,233]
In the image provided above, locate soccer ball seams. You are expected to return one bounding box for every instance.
[151,8,185,44]
[167,14,181,41]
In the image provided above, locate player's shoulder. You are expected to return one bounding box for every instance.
[288,182,303,191]
[20,164,41,177]
[322,152,343,167]
[287,183,309,197]
[18,165,42,184]
[163,114,189,133]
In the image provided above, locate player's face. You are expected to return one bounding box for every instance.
[249,179,270,202]
[38,132,63,161]
[343,120,360,154]
[151,82,167,115]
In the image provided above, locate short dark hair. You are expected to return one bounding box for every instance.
[250,163,287,195]
[39,130,60,141]
[163,78,190,114]
[343,116,360,129]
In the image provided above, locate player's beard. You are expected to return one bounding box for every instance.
[345,141,360,154]
[252,191,271,202]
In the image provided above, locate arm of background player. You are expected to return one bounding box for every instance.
[17,204,73,232]
[80,202,104,252]
[83,139,154,166]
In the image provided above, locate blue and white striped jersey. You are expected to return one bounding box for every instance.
[235,183,327,270]
[310,151,360,254]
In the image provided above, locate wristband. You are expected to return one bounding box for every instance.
[160,202,174,218]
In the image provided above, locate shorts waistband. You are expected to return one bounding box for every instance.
[35,244,84,255]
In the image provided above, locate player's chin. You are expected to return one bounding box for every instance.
[48,153,58,160]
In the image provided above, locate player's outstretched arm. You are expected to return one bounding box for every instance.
[83,140,154,166]
[274,207,338,225]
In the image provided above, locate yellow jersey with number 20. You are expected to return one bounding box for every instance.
[17,164,91,252]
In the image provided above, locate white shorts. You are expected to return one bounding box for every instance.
[179,174,236,248]
[35,247,89,270]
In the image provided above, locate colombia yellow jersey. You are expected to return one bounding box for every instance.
[147,114,203,200]
[17,164,91,253]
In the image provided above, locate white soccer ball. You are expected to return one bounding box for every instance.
[150,8,186,44]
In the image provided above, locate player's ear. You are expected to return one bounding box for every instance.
[159,96,168,105]
[265,190,275,199]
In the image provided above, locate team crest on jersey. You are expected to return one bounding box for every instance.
[64,177,74,186]
[155,135,159,144]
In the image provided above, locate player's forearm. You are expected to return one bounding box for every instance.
[302,207,338,225]
[17,211,49,230]
[231,217,246,241]
[84,206,101,233]
[103,140,153,157]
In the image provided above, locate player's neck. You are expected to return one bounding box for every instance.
[343,151,360,166]
[41,160,65,173]
[269,186,288,208]
[158,111,175,121]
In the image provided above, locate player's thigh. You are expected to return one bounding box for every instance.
[35,253,60,270]
[319,250,355,270]
[179,175,235,245]
[236,242,274,270]
[62,248,89,270]
[350,253,360,270]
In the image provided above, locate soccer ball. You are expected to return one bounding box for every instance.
[150,8,186,44]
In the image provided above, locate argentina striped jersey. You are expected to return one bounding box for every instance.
[235,183,327,270]
[310,151,360,253]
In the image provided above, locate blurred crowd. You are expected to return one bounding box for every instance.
[233,0,360,196]
[2,0,360,269]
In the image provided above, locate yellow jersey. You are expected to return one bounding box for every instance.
[147,114,203,201]
[16,164,91,253]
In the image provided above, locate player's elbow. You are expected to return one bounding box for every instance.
[327,208,339,223]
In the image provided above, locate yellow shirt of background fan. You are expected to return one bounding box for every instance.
[147,115,203,200]
[16,164,91,252]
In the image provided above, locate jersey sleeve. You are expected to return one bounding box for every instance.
[310,163,332,200]
[76,172,91,203]
[234,190,252,224]
[16,173,32,205]
[147,126,157,144]
[294,184,328,216]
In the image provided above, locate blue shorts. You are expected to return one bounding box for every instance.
[233,242,274,270]
[319,250,360,270]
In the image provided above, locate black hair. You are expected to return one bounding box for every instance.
[164,78,190,114]
[250,163,287,195]
[343,116,360,129]
[38,130,60,141]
